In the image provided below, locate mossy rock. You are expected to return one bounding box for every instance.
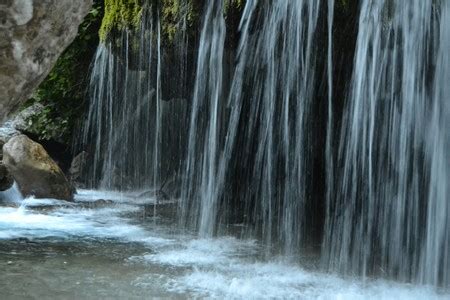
[99,0,144,41]
[100,0,247,42]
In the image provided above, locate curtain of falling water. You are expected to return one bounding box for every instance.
[180,0,226,236]
[231,0,321,253]
[420,0,450,286]
[81,6,189,192]
[180,0,322,252]
[82,10,159,190]
[323,0,449,287]
[79,0,449,288]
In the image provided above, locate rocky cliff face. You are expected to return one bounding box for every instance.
[0,0,93,124]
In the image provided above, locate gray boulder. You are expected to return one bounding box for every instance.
[0,0,93,123]
[3,135,74,200]
[0,124,20,149]
[7,103,45,132]
[0,103,44,147]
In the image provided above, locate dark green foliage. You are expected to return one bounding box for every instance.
[24,0,104,143]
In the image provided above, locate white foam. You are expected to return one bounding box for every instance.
[21,197,75,208]
[167,262,447,299]
[143,237,258,267]
[140,236,177,248]
[137,235,447,299]
[75,189,157,205]
[0,203,145,241]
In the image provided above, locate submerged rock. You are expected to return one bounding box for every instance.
[2,135,74,201]
[68,151,89,187]
[0,0,92,123]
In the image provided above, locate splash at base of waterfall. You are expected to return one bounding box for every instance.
[0,190,447,299]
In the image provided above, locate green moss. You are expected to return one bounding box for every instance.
[99,0,143,41]
[224,0,244,13]
[160,0,245,42]
[99,0,246,43]
[161,0,199,42]
[161,0,181,41]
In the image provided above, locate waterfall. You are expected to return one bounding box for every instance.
[420,0,450,286]
[81,5,190,192]
[80,0,449,288]
[225,0,322,252]
[180,0,226,236]
[180,0,323,250]
[323,0,449,287]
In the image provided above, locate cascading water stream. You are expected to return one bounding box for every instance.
[0,183,24,204]
[323,0,335,267]
[181,0,323,253]
[420,0,450,286]
[323,0,449,287]
[78,0,449,290]
[81,4,189,193]
[82,0,325,251]
[180,0,226,236]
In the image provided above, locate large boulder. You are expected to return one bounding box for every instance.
[0,0,93,123]
[3,135,74,200]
